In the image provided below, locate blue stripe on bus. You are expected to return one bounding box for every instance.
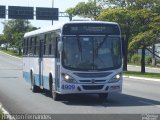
[23,71,50,90]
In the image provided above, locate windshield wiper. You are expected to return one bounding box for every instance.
[76,35,82,61]
[97,35,108,49]
[95,35,108,57]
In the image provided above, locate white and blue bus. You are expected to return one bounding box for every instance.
[23,21,123,101]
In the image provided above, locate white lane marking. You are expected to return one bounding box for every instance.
[0,51,22,60]
[0,103,15,120]
[139,100,160,108]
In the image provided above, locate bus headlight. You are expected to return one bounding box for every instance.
[108,73,122,83]
[62,73,77,83]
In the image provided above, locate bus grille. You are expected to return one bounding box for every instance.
[79,80,106,83]
[74,72,112,78]
[82,85,104,90]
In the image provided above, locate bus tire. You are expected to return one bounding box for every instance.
[52,91,61,101]
[49,74,61,101]
[49,74,53,95]
[30,72,37,92]
[98,93,108,100]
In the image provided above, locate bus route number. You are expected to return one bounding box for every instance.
[62,84,75,90]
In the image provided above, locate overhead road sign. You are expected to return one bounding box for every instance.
[0,6,6,18]
[8,6,34,19]
[36,7,58,20]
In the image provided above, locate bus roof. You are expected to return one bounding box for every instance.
[24,21,119,38]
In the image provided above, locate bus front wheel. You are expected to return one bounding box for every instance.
[52,91,61,101]
[31,72,38,92]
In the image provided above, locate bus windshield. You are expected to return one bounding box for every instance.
[62,36,122,71]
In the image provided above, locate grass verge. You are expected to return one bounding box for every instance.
[124,71,160,79]
[0,109,3,119]
[0,109,9,120]
[0,48,22,58]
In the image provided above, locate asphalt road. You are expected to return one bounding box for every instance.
[0,51,160,120]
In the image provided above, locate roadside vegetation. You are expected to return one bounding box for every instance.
[0,111,3,120]
[0,47,21,58]
[0,108,6,120]
[129,54,160,68]
[0,105,9,120]
[0,19,37,56]
[66,0,160,73]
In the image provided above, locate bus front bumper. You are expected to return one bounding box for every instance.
[59,81,122,94]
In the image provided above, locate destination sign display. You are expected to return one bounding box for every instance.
[63,23,120,35]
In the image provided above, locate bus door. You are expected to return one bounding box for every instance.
[55,37,61,91]
[39,35,44,89]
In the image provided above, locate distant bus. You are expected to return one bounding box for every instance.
[23,21,123,101]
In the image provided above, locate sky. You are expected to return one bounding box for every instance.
[0,0,88,34]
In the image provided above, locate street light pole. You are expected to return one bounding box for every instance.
[52,0,54,25]
[94,0,96,20]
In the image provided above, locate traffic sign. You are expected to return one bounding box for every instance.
[8,6,34,19]
[36,7,58,20]
[0,6,6,18]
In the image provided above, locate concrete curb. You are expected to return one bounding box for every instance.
[123,75,160,82]
[0,103,15,120]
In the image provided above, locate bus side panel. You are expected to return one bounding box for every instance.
[42,58,56,90]
[32,57,41,87]
[23,57,31,83]
[23,57,41,87]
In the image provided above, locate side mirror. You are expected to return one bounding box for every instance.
[58,41,63,52]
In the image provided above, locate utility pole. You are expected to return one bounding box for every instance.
[52,0,54,25]
[94,0,96,20]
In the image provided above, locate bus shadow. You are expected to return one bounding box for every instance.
[40,89,160,107]
[59,93,160,107]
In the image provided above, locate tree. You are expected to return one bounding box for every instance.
[0,34,6,45]
[97,0,160,72]
[97,8,134,71]
[66,0,160,72]
[66,0,102,20]
[129,30,157,72]
[128,9,160,72]
[97,0,160,9]
[2,19,37,55]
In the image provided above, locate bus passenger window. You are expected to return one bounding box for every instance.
[36,37,40,56]
[49,44,52,55]
[26,38,29,55]
[23,39,25,55]
[33,37,37,55]
[51,32,57,57]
